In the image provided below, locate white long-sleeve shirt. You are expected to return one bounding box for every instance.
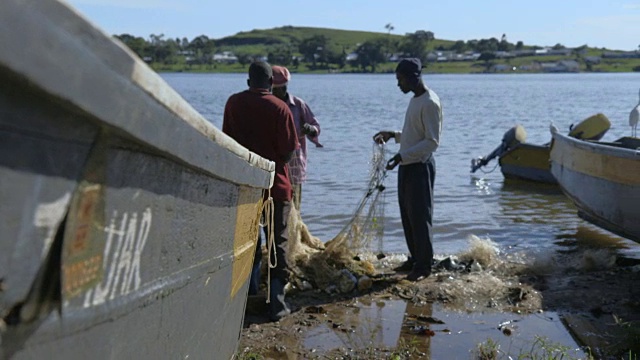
[393,87,443,164]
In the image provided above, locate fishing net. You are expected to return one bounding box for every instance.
[268,143,390,293]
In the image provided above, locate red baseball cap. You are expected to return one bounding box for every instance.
[272,65,290,88]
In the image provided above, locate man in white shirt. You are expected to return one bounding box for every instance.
[373,58,443,281]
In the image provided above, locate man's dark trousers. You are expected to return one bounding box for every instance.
[397,157,435,273]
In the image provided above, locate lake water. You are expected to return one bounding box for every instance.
[163,72,640,260]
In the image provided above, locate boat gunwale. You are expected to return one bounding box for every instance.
[553,132,640,161]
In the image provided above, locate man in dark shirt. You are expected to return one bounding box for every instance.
[223,61,299,321]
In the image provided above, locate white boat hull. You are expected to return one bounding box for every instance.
[550,132,640,243]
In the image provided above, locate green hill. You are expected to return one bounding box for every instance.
[213,26,453,56]
[118,26,640,73]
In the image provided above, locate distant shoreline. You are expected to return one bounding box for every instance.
[155,68,640,75]
[150,58,640,75]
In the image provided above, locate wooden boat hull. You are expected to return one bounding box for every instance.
[499,143,556,184]
[550,133,640,243]
[0,1,273,358]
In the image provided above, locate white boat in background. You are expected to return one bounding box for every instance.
[550,130,640,243]
[1,0,273,358]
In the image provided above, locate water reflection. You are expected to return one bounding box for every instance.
[497,179,574,226]
[555,225,632,251]
[302,299,584,359]
[497,179,634,252]
[303,299,409,355]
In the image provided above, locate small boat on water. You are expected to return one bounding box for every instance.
[1,1,273,359]
[471,114,611,184]
[550,128,640,244]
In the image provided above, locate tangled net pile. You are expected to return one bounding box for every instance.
[281,143,390,293]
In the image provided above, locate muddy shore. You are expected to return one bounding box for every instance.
[236,241,640,359]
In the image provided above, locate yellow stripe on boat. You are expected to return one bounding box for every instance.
[500,144,550,171]
[231,186,263,298]
[551,139,640,186]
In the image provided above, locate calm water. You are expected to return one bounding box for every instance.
[163,72,640,259]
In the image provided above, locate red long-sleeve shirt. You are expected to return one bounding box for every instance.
[223,88,299,201]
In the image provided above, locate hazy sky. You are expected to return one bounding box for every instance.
[64,0,640,51]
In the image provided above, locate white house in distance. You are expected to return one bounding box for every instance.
[212,51,238,63]
[537,60,580,72]
[346,52,358,61]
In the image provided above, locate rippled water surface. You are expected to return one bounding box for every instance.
[163,72,640,258]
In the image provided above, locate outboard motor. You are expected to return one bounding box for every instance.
[471,125,527,173]
[568,113,611,140]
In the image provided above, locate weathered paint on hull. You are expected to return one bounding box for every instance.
[550,133,640,243]
[0,1,273,358]
[499,144,557,184]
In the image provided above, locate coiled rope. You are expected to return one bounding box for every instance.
[259,188,275,303]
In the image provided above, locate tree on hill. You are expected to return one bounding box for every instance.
[383,23,399,57]
[268,45,293,66]
[449,40,467,53]
[148,34,178,64]
[189,35,215,65]
[475,38,499,53]
[326,48,346,69]
[299,35,328,69]
[478,51,496,72]
[234,51,253,68]
[399,30,434,61]
[115,34,148,59]
[180,37,189,50]
[498,34,513,51]
[354,38,387,72]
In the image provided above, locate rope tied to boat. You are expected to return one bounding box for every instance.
[259,188,275,303]
[475,160,499,174]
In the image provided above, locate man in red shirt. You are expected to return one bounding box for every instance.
[223,61,299,321]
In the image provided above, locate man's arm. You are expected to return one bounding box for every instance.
[300,102,319,135]
[300,100,323,147]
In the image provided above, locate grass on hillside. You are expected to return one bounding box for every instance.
[216,26,455,55]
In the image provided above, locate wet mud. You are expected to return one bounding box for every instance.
[238,238,640,359]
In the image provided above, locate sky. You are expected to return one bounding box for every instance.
[64,0,640,51]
